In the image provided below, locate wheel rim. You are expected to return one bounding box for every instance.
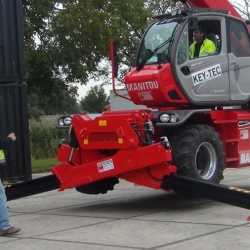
[195,142,217,180]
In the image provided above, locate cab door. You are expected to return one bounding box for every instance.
[227,17,250,102]
[173,17,230,105]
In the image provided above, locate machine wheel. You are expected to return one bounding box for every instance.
[76,177,119,195]
[170,125,225,183]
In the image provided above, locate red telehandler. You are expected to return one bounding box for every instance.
[5,0,250,211]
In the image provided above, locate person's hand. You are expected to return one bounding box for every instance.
[7,133,16,141]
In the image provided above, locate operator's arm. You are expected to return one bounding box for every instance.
[0,133,16,150]
[206,39,217,55]
[189,42,195,59]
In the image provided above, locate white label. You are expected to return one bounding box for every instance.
[138,92,154,101]
[126,81,159,92]
[240,130,249,140]
[239,120,250,126]
[97,159,114,173]
[240,152,250,164]
[192,64,222,86]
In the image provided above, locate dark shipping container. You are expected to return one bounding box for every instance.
[0,0,31,183]
[0,84,32,183]
[0,0,26,83]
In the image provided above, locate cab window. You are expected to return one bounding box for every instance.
[188,20,221,59]
[229,19,250,57]
[177,29,188,65]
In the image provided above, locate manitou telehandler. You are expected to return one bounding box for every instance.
[5,0,250,211]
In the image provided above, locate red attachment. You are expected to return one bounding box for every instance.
[72,112,144,150]
[52,110,177,191]
[53,142,175,191]
[118,163,177,190]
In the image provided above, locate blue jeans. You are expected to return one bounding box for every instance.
[0,179,11,230]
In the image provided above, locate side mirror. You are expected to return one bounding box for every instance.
[110,38,119,77]
[114,54,119,78]
[113,38,118,56]
[188,16,198,30]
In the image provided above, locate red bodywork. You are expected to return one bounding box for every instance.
[52,0,250,192]
[209,110,250,168]
[124,64,189,108]
[52,109,250,191]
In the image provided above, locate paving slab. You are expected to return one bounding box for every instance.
[135,202,250,225]
[37,191,211,219]
[1,167,250,250]
[155,225,250,250]
[8,213,113,238]
[34,219,230,249]
[0,238,131,250]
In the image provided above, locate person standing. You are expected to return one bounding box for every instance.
[0,133,21,236]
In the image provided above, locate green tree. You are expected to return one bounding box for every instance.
[146,0,181,16]
[22,0,150,101]
[23,0,78,105]
[22,0,182,103]
[28,92,80,116]
[80,86,109,113]
[50,0,151,82]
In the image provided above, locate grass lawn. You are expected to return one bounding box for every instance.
[31,158,60,173]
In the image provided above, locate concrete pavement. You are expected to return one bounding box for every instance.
[1,167,250,250]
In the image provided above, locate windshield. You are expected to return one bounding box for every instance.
[137,20,180,66]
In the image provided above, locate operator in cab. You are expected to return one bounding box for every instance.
[189,26,216,59]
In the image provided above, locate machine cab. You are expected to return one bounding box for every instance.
[124,9,250,108]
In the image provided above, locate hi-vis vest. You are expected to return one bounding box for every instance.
[189,38,216,59]
[0,150,6,165]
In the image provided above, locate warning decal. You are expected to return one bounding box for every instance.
[240,130,249,140]
[97,159,114,173]
[138,92,154,101]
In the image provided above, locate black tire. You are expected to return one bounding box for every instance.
[169,125,225,183]
[76,177,119,195]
